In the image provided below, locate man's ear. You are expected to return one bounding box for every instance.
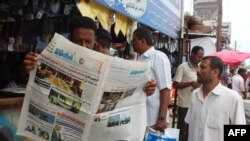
[141,38,147,44]
[93,42,97,50]
[213,69,219,77]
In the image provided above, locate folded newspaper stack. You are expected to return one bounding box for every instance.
[17,33,150,141]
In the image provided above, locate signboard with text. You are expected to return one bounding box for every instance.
[221,22,231,42]
[194,1,218,21]
[93,0,181,39]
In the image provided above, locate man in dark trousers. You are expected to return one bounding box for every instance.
[173,46,204,141]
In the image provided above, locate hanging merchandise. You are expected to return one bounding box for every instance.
[77,0,110,30]
[61,0,75,5]
[95,5,110,30]
[115,13,129,37]
[49,0,61,14]
[8,0,28,6]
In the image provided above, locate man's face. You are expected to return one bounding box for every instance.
[94,42,110,55]
[242,72,248,81]
[71,28,95,49]
[247,72,250,77]
[131,34,142,53]
[191,49,204,64]
[197,59,214,84]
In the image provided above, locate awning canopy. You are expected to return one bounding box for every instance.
[209,50,250,67]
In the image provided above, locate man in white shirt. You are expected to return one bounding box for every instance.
[246,71,250,98]
[173,46,204,141]
[232,68,247,99]
[132,27,172,131]
[23,16,157,96]
[185,56,246,141]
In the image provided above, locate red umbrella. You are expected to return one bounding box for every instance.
[209,50,250,67]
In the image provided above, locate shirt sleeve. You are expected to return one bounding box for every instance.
[239,78,245,92]
[153,54,172,90]
[230,92,246,124]
[173,63,184,82]
[185,91,195,124]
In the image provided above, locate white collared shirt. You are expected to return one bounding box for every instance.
[173,62,198,108]
[185,83,246,141]
[138,47,172,126]
[232,74,245,97]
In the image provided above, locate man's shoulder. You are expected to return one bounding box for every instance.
[175,62,190,72]
[219,85,242,99]
[153,50,170,62]
[154,49,167,57]
[179,62,189,67]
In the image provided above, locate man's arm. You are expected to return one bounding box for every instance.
[239,78,246,99]
[230,92,246,124]
[173,64,199,89]
[173,81,200,89]
[155,88,170,131]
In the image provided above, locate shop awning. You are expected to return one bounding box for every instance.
[90,0,181,39]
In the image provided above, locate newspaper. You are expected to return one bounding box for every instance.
[17,33,150,141]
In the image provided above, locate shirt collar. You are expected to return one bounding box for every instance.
[211,82,223,96]
[196,82,223,97]
[141,47,155,58]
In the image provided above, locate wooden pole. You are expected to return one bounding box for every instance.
[216,0,223,51]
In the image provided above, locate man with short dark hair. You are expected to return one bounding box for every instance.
[24,16,97,73]
[132,27,171,131]
[23,16,156,96]
[68,16,97,49]
[185,56,246,141]
[94,28,112,55]
[173,46,204,141]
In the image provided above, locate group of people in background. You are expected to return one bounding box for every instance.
[220,65,250,99]
[174,46,247,141]
[23,16,247,141]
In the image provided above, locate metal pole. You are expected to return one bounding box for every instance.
[235,41,237,51]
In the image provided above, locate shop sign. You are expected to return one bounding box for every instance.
[93,0,181,39]
[194,1,218,21]
[221,22,231,42]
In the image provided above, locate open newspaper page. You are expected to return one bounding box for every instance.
[93,56,151,113]
[17,85,90,141]
[89,56,151,140]
[17,33,150,141]
[17,33,111,141]
[89,103,147,141]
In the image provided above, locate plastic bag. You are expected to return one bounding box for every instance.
[145,127,180,141]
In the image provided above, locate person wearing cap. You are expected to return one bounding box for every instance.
[23,16,156,96]
[94,28,112,55]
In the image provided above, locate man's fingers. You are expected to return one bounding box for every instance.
[23,60,36,66]
[25,54,38,61]
[24,66,35,73]
[148,80,156,86]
